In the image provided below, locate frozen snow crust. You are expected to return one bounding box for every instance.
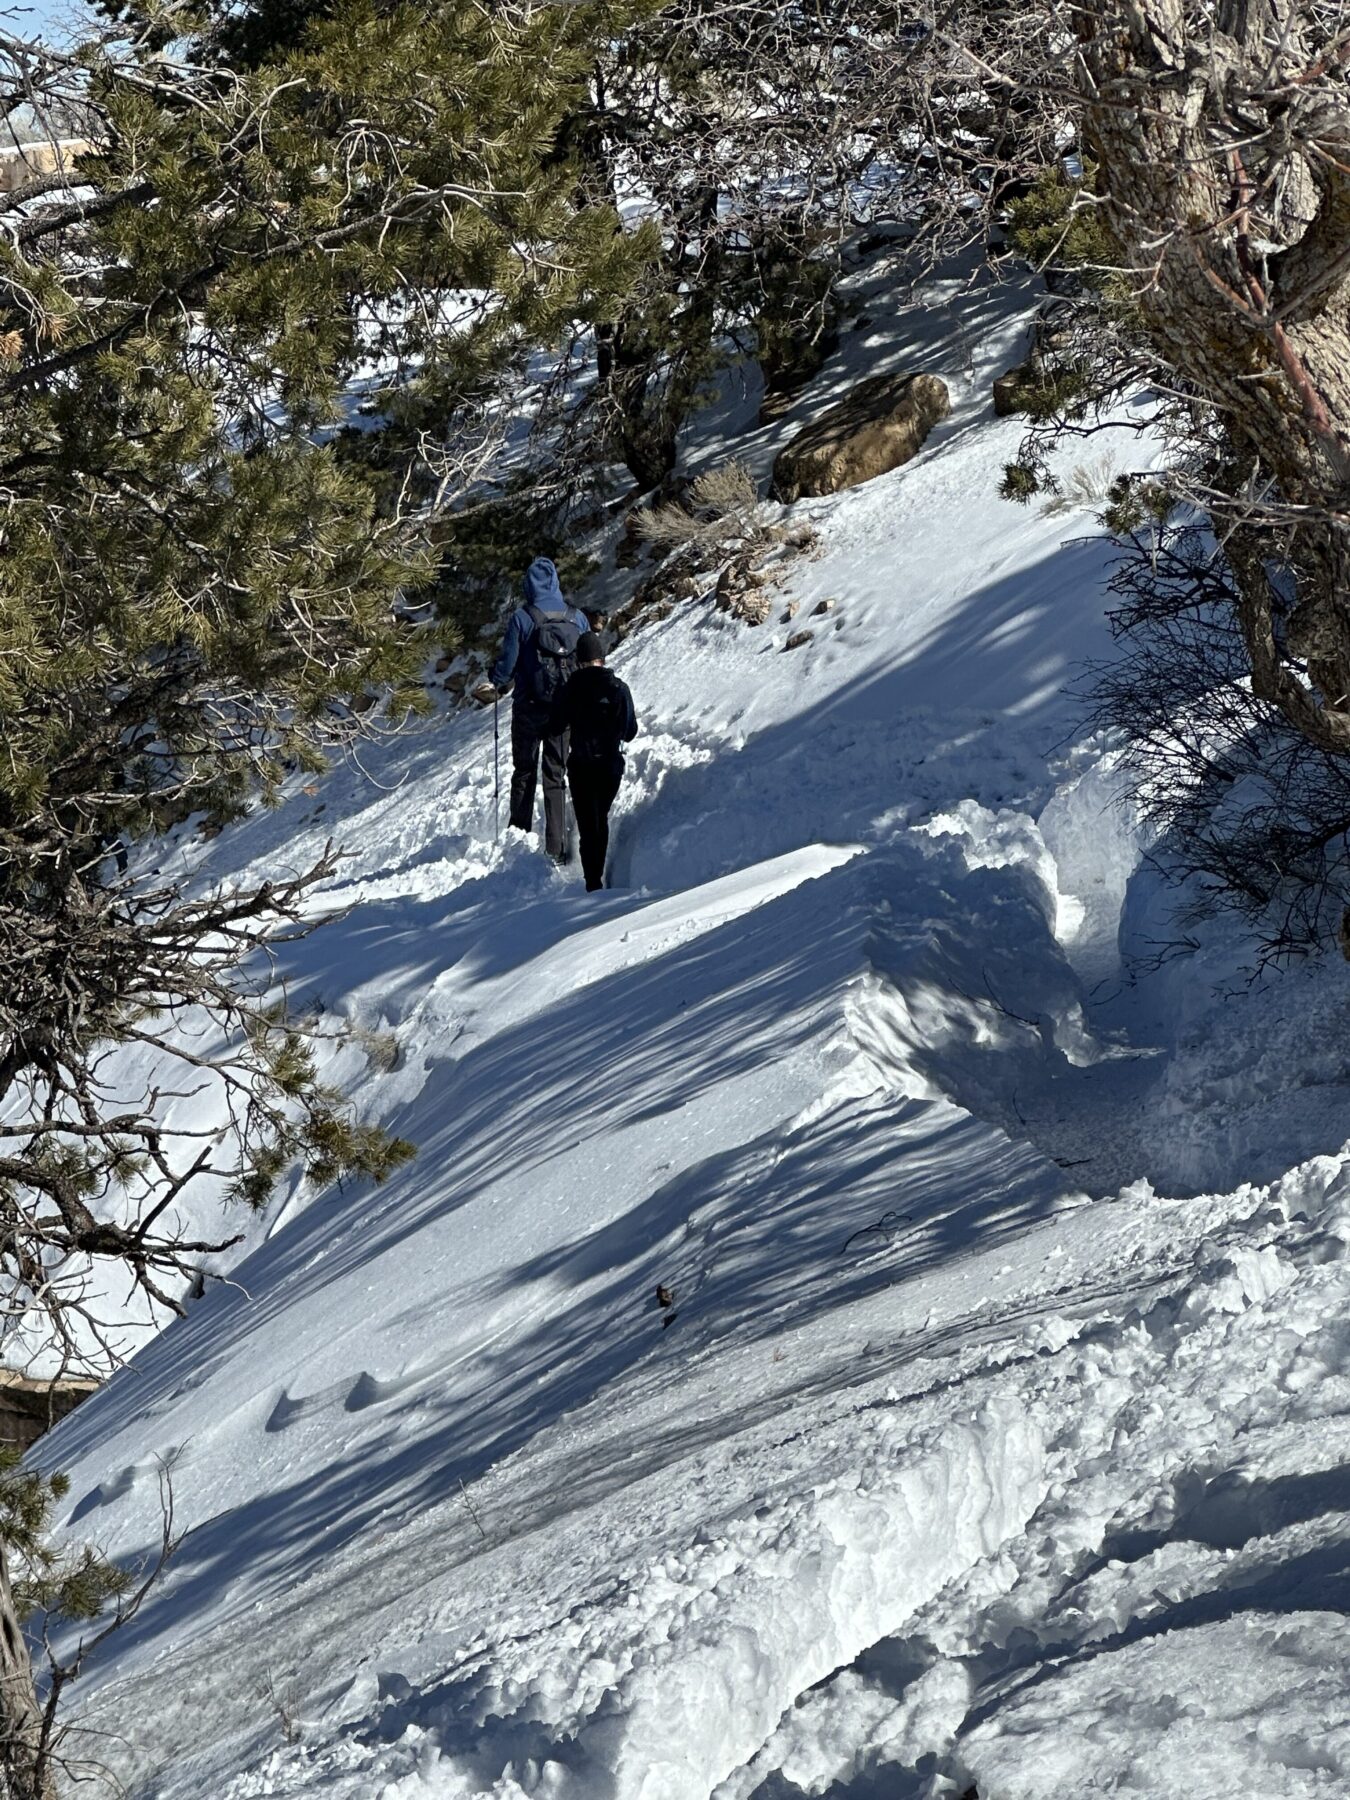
[36,255,1350,1798]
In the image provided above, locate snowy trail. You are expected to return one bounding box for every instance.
[33,253,1350,1799]
[62,1152,1350,1800]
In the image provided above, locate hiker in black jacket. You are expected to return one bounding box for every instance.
[546,633,638,891]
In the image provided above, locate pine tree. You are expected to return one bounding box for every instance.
[0,1447,138,1800]
[0,2,653,1786]
[0,0,652,1299]
[575,0,1067,487]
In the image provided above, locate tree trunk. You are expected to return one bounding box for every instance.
[0,1540,55,1800]
[1076,0,1350,749]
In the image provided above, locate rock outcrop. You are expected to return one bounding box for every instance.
[0,1371,98,1453]
[771,371,950,501]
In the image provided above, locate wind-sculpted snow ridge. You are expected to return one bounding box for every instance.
[32,250,1350,1798]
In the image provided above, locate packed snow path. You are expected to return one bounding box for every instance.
[38,263,1350,1799]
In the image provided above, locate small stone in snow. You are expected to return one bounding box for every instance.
[783,630,814,652]
[811,597,836,615]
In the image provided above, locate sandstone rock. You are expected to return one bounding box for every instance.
[811,597,836,616]
[781,600,799,622]
[783,629,814,652]
[732,590,772,626]
[758,389,795,426]
[993,365,1032,416]
[715,558,772,626]
[0,1371,98,1453]
[771,371,950,501]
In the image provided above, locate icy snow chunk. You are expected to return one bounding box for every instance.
[920,799,1059,923]
[1180,1244,1296,1321]
[1036,751,1145,986]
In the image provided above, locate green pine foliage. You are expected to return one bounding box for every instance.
[1004,164,1118,278]
[1000,167,1151,510]
[999,461,1044,505]
[0,1451,131,1625]
[0,0,655,1318]
[0,0,654,862]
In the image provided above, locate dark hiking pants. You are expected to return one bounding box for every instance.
[509,704,569,856]
[568,755,623,891]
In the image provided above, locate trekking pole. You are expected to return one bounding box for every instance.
[493,695,501,842]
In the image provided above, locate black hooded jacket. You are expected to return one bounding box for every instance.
[546,665,638,764]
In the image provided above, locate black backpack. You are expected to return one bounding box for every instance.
[525,604,581,703]
[570,672,628,762]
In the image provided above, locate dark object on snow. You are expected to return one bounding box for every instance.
[492,692,500,841]
[841,1209,913,1254]
[771,371,950,501]
[490,559,589,856]
[655,1283,675,1309]
[783,630,814,651]
[546,652,638,891]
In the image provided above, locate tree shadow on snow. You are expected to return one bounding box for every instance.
[48,523,1154,1695]
[52,845,1084,1680]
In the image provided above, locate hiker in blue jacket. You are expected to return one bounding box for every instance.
[475,558,589,860]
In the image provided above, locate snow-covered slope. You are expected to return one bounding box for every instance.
[37,254,1350,1799]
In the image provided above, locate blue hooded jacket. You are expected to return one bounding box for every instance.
[491,558,589,696]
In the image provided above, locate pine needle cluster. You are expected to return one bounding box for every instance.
[0,1451,130,1626]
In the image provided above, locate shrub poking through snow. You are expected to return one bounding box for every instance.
[635,460,760,550]
[612,464,826,641]
[1038,455,1125,518]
